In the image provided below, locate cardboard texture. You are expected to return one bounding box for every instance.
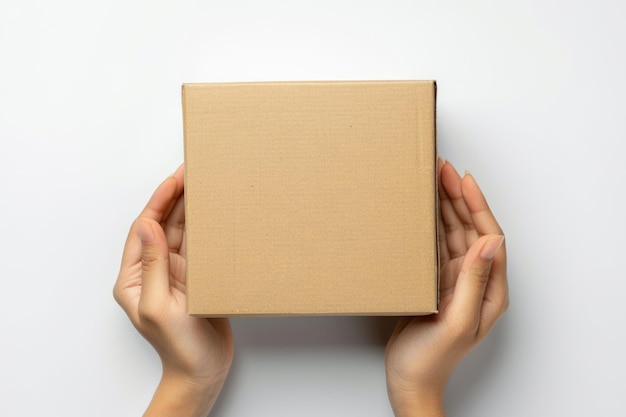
[183,81,438,316]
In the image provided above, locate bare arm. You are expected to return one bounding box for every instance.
[114,166,233,417]
[385,159,508,416]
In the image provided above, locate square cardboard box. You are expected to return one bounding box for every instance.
[183,80,438,316]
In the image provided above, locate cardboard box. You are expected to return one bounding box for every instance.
[183,81,438,316]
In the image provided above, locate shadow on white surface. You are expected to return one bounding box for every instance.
[211,316,397,416]
[232,316,398,346]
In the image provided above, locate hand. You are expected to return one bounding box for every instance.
[114,166,233,417]
[385,160,508,417]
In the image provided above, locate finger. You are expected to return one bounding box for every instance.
[179,226,187,258]
[120,177,176,271]
[446,234,505,335]
[120,168,183,270]
[172,164,187,257]
[164,193,185,253]
[436,156,446,187]
[113,251,140,322]
[461,172,503,236]
[162,164,185,221]
[136,218,171,308]
[173,163,184,190]
[437,158,451,265]
[119,221,143,272]
[478,241,508,338]
[140,176,179,223]
[439,162,469,258]
[444,165,481,247]
[141,165,185,224]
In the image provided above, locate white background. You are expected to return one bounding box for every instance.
[1,1,624,416]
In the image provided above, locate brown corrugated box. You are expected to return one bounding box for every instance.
[182,80,438,316]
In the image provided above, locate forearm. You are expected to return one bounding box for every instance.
[144,372,226,417]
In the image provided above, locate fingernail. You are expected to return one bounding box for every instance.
[480,235,504,260]
[464,169,472,177]
[137,219,155,243]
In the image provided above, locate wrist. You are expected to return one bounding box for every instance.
[388,385,446,417]
[390,397,446,417]
[144,371,227,417]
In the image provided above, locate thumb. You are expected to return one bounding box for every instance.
[137,218,170,303]
[447,235,505,333]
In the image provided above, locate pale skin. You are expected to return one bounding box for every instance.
[385,159,508,416]
[114,159,508,416]
[114,165,233,417]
